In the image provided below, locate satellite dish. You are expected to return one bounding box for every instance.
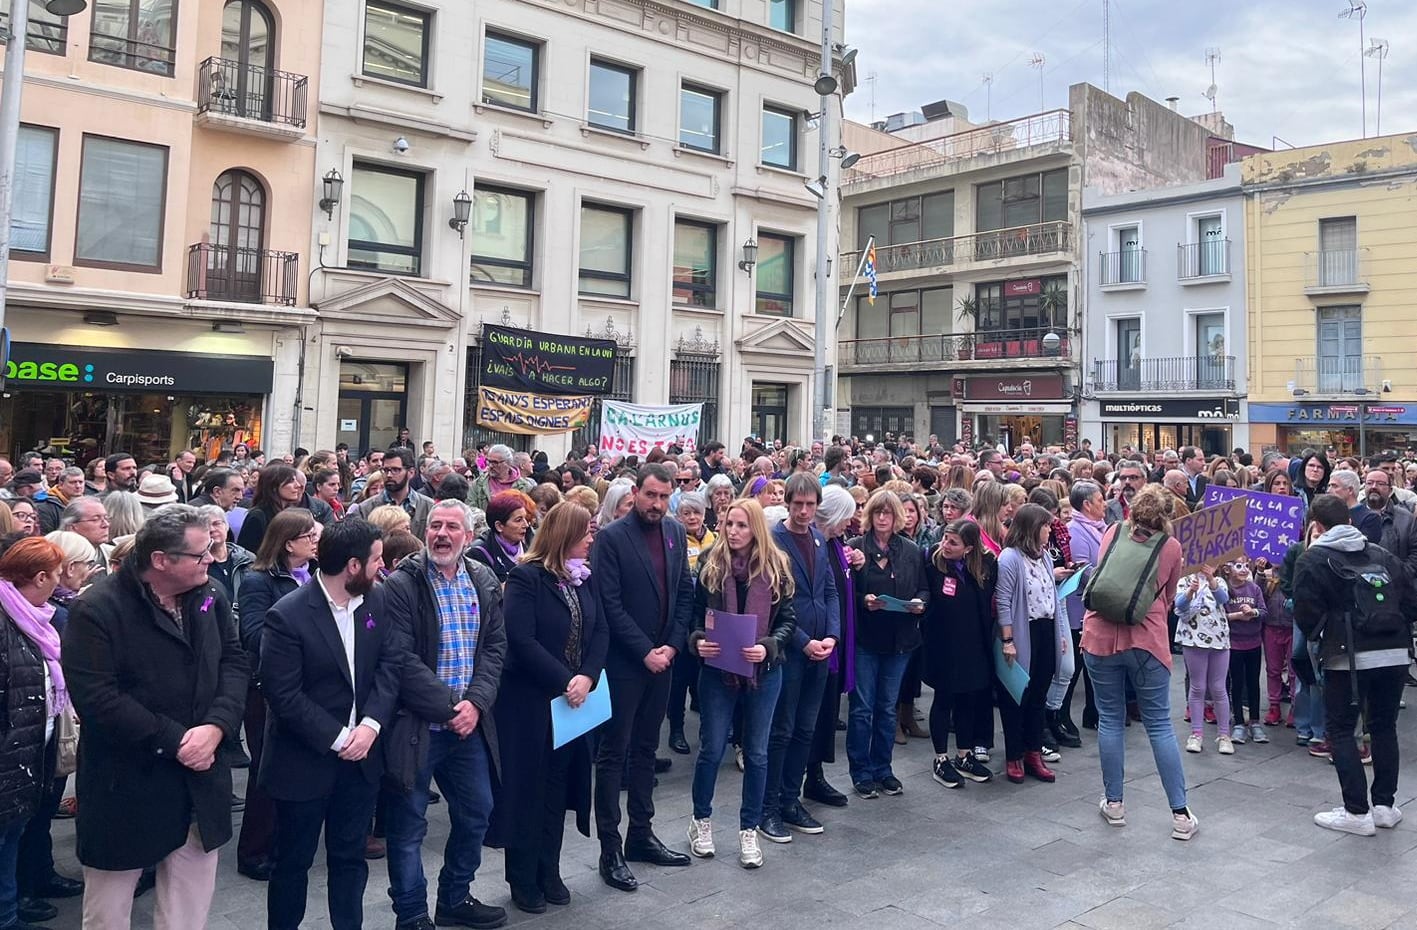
[1203,84,1217,101]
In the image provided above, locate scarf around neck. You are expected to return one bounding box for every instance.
[0,580,66,715]
[723,551,774,689]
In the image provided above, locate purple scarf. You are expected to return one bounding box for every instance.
[0,580,66,714]
[723,552,774,689]
[827,537,857,692]
[496,534,524,559]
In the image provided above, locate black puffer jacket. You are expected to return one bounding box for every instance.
[0,609,47,827]
[467,529,519,584]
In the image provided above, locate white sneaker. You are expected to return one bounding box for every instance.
[974,746,991,763]
[738,828,763,868]
[1217,735,1235,755]
[735,747,745,772]
[1314,807,1376,836]
[1099,798,1126,827]
[1171,809,1199,841]
[1185,733,1203,753]
[687,817,715,858]
[1041,746,1062,763]
[1373,805,1404,829]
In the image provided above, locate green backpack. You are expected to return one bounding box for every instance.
[1082,528,1167,626]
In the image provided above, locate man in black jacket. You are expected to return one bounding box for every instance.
[62,505,248,928]
[260,520,403,930]
[592,463,694,891]
[1364,468,1417,577]
[380,499,508,930]
[1293,494,1416,837]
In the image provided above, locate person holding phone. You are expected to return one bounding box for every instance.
[685,499,796,869]
[846,491,928,800]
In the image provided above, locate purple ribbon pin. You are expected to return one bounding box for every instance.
[365,615,376,630]
[200,596,213,613]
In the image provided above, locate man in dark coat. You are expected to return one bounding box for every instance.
[62,504,248,928]
[260,520,404,930]
[591,463,694,892]
[380,498,508,930]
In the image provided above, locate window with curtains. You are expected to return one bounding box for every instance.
[75,135,168,270]
[754,233,794,316]
[672,219,718,308]
[579,204,633,298]
[10,126,57,259]
[89,0,177,76]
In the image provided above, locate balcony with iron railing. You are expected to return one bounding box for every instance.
[1092,356,1236,393]
[1098,249,1146,288]
[841,221,1072,277]
[1304,248,1370,296]
[1178,240,1231,280]
[1293,355,1383,396]
[195,57,309,139]
[837,326,1073,371]
[845,110,1072,185]
[186,243,298,306]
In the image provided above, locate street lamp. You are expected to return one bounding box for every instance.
[0,0,89,357]
[318,169,343,219]
[447,190,472,237]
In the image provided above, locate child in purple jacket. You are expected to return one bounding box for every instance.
[1222,559,1269,744]
[1256,558,1294,728]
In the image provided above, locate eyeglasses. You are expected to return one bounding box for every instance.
[165,543,215,563]
[295,531,320,542]
[677,478,694,485]
[12,512,36,523]
[78,514,110,524]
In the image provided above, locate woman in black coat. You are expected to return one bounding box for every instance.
[468,490,534,584]
[921,519,997,787]
[488,502,606,914]
[235,463,307,552]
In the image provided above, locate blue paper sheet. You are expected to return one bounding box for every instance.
[993,640,1031,705]
[874,594,922,613]
[550,675,612,749]
[1055,565,1087,601]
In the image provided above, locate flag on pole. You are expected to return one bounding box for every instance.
[865,244,878,305]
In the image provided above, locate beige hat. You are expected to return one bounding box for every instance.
[137,473,179,506]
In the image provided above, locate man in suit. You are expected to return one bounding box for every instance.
[259,520,402,930]
[761,474,839,842]
[592,463,694,891]
[1180,446,1209,509]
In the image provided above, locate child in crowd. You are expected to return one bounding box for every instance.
[1175,564,1233,754]
[1223,559,1269,744]
[1257,558,1294,728]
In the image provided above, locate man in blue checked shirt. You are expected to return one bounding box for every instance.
[381,499,508,930]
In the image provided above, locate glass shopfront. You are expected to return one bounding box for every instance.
[1250,401,1417,457]
[0,343,272,465]
[1098,398,1240,456]
[975,414,1065,450]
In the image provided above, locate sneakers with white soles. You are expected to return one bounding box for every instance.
[1373,805,1403,829]
[1314,807,1376,836]
[1099,798,1126,827]
[687,818,715,858]
[738,829,763,868]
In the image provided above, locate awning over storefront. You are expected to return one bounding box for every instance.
[4,342,274,395]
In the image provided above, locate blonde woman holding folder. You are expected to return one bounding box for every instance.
[487,502,607,914]
[686,499,796,869]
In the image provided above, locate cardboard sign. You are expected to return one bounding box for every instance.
[1173,498,1248,572]
[474,386,593,435]
[1201,486,1306,564]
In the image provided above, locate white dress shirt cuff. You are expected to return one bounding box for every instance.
[359,716,381,736]
[331,726,351,752]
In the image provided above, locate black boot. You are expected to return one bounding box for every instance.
[668,727,690,755]
[1059,711,1081,741]
[1047,710,1081,749]
[1082,705,1099,729]
[802,764,848,807]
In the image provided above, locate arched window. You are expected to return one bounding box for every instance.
[208,169,267,302]
[218,0,275,119]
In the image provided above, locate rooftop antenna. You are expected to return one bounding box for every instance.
[866,71,878,122]
[1102,0,1110,92]
[1339,1,1368,137]
[1029,52,1047,111]
[982,71,993,120]
[1365,38,1388,136]
[1203,47,1220,114]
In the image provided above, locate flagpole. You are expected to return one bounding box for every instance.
[836,235,875,330]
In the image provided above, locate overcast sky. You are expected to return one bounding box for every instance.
[842,0,1417,149]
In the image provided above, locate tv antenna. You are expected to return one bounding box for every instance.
[865,71,878,122]
[1365,39,1388,136]
[982,72,993,120]
[1200,47,1220,113]
[1339,1,1368,136]
[1028,53,1047,112]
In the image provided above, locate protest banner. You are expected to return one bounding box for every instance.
[1173,497,1248,572]
[474,386,593,435]
[478,324,617,395]
[598,400,703,456]
[1201,486,1305,564]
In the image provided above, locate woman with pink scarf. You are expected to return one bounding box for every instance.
[0,537,69,930]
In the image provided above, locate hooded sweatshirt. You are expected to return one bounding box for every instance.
[1294,525,1415,670]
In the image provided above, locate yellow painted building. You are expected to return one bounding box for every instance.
[1243,134,1417,456]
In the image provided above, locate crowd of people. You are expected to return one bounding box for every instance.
[0,431,1409,929]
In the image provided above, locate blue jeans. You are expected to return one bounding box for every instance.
[692,664,783,830]
[846,649,911,784]
[765,649,830,818]
[1292,624,1326,740]
[0,819,22,929]
[385,729,494,922]
[1084,648,1188,811]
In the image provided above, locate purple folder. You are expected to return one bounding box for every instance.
[703,609,759,679]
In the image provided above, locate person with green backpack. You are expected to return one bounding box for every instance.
[1080,484,1198,841]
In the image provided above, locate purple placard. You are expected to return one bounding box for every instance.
[1201,486,1305,564]
[703,609,758,679]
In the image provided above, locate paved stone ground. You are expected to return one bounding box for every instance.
[47,678,1417,929]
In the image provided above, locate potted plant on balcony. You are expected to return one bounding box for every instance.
[1039,282,1069,352]
[954,295,979,360]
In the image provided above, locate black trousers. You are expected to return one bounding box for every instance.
[268,762,380,930]
[896,650,923,704]
[16,742,63,897]
[594,669,671,850]
[666,649,699,731]
[237,684,277,868]
[807,670,841,766]
[505,738,573,893]
[997,618,1055,761]
[929,688,992,755]
[1228,646,1263,725]
[1324,665,1405,815]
